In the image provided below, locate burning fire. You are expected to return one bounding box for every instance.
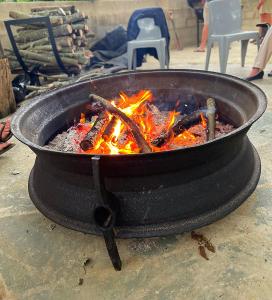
[77,90,210,155]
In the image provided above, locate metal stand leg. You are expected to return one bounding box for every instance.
[92,156,122,271]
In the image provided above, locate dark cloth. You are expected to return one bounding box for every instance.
[187,0,203,20]
[89,26,128,69]
[127,7,170,67]
[187,0,213,21]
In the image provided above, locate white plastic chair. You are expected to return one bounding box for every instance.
[205,0,260,74]
[127,18,169,70]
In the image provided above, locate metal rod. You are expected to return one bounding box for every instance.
[91,156,122,271]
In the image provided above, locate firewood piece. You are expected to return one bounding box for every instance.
[7,55,53,68]
[146,103,166,126]
[25,91,38,99]
[117,130,130,146]
[102,117,118,141]
[37,73,69,81]
[147,103,170,147]
[89,94,152,153]
[5,49,54,67]
[29,49,88,65]
[59,47,76,54]
[17,37,50,50]
[9,11,63,26]
[72,23,89,32]
[25,85,48,91]
[15,24,73,43]
[32,8,66,17]
[55,37,73,47]
[15,49,80,67]
[86,102,104,116]
[80,112,108,151]
[172,111,202,136]
[31,5,75,13]
[151,132,169,147]
[17,36,72,50]
[33,45,62,52]
[64,12,85,24]
[206,98,216,141]
[17,25,44,31]
[0,57,16,118]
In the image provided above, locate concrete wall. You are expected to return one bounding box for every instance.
[0,0,260,51]
[0,0,197,50]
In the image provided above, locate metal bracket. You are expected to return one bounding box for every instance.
[4,16,73,84]
[91,156,122,271]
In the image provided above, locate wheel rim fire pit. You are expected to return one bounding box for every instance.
[11,70,267,270]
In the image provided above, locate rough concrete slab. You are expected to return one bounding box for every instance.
[0,43,272,300]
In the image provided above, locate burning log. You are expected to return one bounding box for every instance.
[150,133,169,147]
[150,110,204,147]
[89,94,152,153]
[145,104,169,147]
[172,111,202,136]
[102,116,117,141]
[206,98,216,141]
[80,112,108,151]
[117,130,130,146]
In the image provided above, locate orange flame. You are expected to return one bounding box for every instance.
[78,91,209,154]
[200,112,207,128]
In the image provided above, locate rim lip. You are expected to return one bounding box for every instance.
[11,69,267,158]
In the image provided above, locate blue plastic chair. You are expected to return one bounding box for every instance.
[205,0,260,73]
[127,17,169,70]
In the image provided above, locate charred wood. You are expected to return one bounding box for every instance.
[102,117,117,141]
[80,112,108,151]
[172,111,202,136]
[206,98,216,141]
[89,94,152,153]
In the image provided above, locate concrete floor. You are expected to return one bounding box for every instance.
[1,43,272,300]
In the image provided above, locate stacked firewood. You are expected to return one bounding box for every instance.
[6,5,95,74]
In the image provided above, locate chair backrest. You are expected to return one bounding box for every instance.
[127,7,170,43]
[136,18,162,40]
[208,0,242,35]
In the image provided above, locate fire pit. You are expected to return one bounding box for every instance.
[11,70,266,270]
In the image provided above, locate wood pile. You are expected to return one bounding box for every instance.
[0,40,16,118]
[6,5,95,74]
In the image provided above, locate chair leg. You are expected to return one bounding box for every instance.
[205,41,213,71]
[156,46,166,69]
[127,45,134,70]
[133,49,137,70]
[218,39,230,74]
[241,39,249,67]
[166,47,170,69]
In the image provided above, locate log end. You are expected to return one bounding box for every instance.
[80,140,92,151]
